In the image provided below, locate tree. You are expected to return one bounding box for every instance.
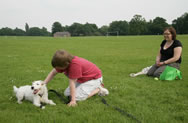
[129,15,148,35]
[27,27,42,36]
[68,23,84,36]
[82,23,99,36]
[14,28,26,36]
[148,17,169,35]
[99,25,109,35]
[41,27,50,36]
[182,13,188,34]
[109,20,129,35]
[0,27,14,36]
[51,22,63,35]
[25,23,29,35]
[27,27,50,36]
[172,12,188,34]
[64,25,70,32]
[145,20,153,35]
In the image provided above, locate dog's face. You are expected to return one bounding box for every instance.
[31,80,44,94]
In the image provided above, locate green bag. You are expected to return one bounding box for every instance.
[159,66,182,80]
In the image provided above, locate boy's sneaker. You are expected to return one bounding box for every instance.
[98,86,109,96]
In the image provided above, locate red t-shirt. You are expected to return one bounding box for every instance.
[55,56,102,83]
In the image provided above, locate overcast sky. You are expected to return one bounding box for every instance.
[0,0,187,32]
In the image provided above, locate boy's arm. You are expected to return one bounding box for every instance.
[44,68,58,84]
[68,78,77,107]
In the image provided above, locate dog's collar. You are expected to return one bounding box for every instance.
[38,94,43,97]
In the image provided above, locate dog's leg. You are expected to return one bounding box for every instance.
[43,97,56,105]
[17,100,23,104]
[33,96,42,107]
[16,93,24,104]
[42,93,56,105]
[33,100,45,109]
[33,101,41,107]
[46,99,56,105]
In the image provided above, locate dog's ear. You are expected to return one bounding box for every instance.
[41,82,44,86]
[41,81,46,86]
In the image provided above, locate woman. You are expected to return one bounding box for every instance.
[147,27,182,77]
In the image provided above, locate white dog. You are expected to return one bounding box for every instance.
[130,66,152,77]
[13,80,56,109]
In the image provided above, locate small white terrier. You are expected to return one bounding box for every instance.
[13,80,56,109]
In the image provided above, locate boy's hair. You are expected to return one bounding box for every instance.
[51,49,74,68]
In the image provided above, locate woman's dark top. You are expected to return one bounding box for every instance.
[160,40,182,63]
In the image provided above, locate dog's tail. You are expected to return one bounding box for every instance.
[13,86,18,94]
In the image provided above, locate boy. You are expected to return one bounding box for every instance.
[44,49,109,107]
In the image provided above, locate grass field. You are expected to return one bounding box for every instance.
[0,35,188,123]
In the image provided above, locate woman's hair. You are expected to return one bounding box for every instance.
[51,49,74,68]
[164,27,177,40]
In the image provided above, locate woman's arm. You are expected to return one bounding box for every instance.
[156,48,161,66]
[68,78,77,107]
[44,68,58,84]
[163,47,182,64]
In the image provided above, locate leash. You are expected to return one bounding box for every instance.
[49,89,141,123]
[48,89,70,104]
[101,97,141,123]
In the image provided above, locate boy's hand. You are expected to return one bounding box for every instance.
[68,101,77,107]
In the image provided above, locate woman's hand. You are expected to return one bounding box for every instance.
[157,61,165,66]
[156,60,160,66]
[156,59,162,66]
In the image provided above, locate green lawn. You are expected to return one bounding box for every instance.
[0,35,188,123]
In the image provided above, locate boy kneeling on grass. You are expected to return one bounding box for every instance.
[44,49,109,107]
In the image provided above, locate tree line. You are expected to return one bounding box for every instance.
[0,13,187,36]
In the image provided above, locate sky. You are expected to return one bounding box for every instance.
[0,0,188,32]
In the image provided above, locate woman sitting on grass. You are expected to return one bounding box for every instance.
[147,27,183,77]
